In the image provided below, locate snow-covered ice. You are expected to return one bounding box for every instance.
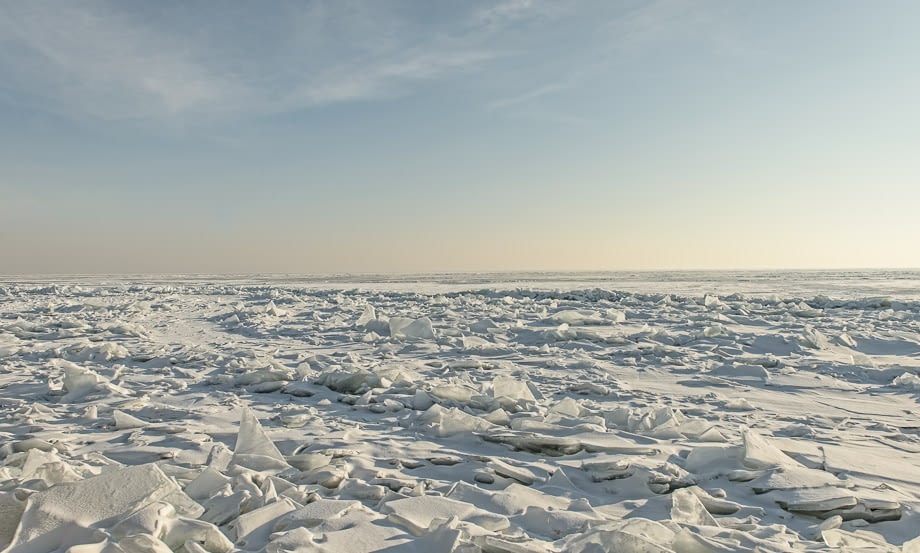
[1,271,919,552]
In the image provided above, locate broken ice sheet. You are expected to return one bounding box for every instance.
[3,274,920,552]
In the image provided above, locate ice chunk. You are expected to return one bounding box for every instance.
[0,492,24,550]
[563,519,675,553]
[356,305,376,326]
[232,406,289,472]
[799,325,829,349]
[0,334,20,358]
[61,341,129,362]
[278,519,405,553]
[686,486,740,515]
[12,439,56,454]
[303,466,348,489]
[110,502,232,553]
[232,497,298,548]
[822,501,901,523]
[315,367,378,393]
[893,372,920,391]
[741,427,800,470]
[389,317,435,340]
[284,453,331,472]
[569,382,610,396]
[822,528,899,551]
[605,309,627,323]
[339,480,386,501]
[388,523,462,553]
[113,409,148,430]
[380,496,509,535]
[583,458,633,482]
[724,398,755,411]
[222,314,241,327]
[412,390,435,411]
[263,527,314,553]
[4,524,114,553]
[281,381,315,398]
[670,488,718,526]
[8,464,201,548]
[18,448,82,485]
[547,310,605,325]
[58,364,94,395]
[57,361,129,403]
[430,384,475,403]
[491,376,536,404]
[401,317,435,340]
[550,397,584,418]
[264,301,286,317]
[482,408,510,426]
[200,491,251,526]
[234,364,294,387]
[447,481,569,516]
[902,534,920,553]
[775,486,858,513]
[417,405,496,437]
[206,443,233,472]
[184,467,233,501]
[469,319,499,333]
[750,466,842,493]
[487,459,537,485]
[684,445,743,473]
[519,505,601,538]
[272,499,360,531]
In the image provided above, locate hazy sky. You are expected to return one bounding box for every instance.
[2,1,918,274]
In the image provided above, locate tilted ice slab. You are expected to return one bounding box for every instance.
[5,464,204,551]
[232,406,290,472]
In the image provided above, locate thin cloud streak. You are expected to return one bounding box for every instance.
[0,1,701,126]
[0,2,514,122]
[0,3,226,120]
[488,81,572,110]
[483,0,709,116]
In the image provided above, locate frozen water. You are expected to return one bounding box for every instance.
[0,271,919,551]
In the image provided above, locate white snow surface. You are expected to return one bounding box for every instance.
[1,271,919,552]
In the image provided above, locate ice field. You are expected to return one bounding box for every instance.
[1,271,919,552]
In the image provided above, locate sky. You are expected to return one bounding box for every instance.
[1,0,919,274]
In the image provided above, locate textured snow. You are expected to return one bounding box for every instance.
[1,271,919,552]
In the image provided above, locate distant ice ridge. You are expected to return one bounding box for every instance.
[1,276,919,552]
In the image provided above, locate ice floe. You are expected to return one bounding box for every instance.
[1,274,919,551]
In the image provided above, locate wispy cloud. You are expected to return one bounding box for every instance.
[484,0,710,115]
[286,48,497,108]
[600,0,709,51]
[476,0,573,27]
[0,1,508,122]
[477,0,536,25]
[0,1,713,126]
[0,3,229,120]
[487,81,572,110]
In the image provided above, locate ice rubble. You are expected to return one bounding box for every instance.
[388,317,436,340]
[893,372,920,391]
[1,279,920,551]
[4,464,209,551]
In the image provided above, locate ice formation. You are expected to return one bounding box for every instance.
[1,273,919,551]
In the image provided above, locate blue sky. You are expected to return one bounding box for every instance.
[2,0,918,273]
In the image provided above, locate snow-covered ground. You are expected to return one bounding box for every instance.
[1,271,919,552]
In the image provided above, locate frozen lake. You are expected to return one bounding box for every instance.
[1,271,919,552]
[5,269,920,298]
